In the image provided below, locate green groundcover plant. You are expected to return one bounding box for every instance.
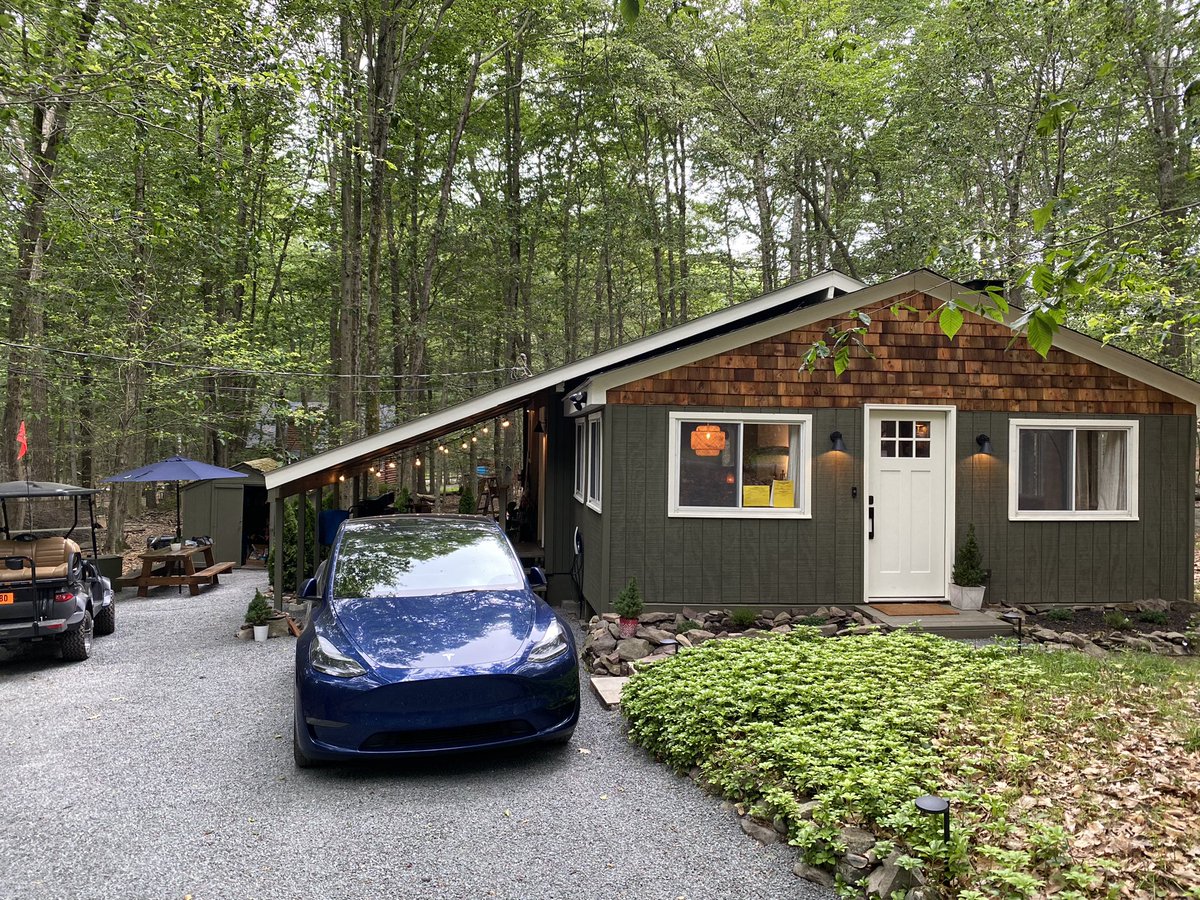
[621,630,1200,897]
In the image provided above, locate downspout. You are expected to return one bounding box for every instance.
[270,489,285,611]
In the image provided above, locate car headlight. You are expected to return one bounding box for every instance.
[528,618,569,663]
[310,634,367,678]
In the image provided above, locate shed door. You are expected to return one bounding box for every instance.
[210,484,244,564]
[867,409,949,598]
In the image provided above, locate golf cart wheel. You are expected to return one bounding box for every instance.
[94,600,116,636]
[60,612,94,662]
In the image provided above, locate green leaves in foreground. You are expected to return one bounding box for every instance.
[622,631,1030,880]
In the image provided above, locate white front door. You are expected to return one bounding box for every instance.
[866,408,950,598]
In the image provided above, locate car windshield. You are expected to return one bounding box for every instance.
[331,519,525,599]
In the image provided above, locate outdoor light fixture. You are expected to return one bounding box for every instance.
[389,461,396,469]
[570,391,587,411]
[976,434,993,455]
[1000,609,1024,653]
[481,426,489,434]
[338,475,345,482]
[914,794,951,844]
[534,419,545,434]
[501,419,510,428]
[830,431,847,453]
[414,458,422,467]
[461,442,469,450]
[471,436,477,443]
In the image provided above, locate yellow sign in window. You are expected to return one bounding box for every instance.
[771,480,795,508]
[742,485,771,507]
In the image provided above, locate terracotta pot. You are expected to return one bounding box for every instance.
[618,617,639,638]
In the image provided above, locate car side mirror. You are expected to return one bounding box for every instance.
[527,566,547,588]
[299,577,321,600]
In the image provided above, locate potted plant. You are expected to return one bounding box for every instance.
[614,577,643,638]
[246,590,273,642]
[949,523,986,610]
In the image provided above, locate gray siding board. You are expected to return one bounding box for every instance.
[596,406,1192,613]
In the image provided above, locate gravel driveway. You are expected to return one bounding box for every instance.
[0,570,833,900]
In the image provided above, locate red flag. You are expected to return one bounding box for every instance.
[16,421,26,460]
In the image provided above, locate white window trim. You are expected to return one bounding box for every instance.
[586,412,602,513]
[1008,418,1139,521]
[573,418,586,503]
[667,411,813,519]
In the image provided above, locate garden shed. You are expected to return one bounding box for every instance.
[181,458,276,566]
[265,270,1200,614]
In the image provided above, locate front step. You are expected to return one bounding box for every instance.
[858,605,1015,640]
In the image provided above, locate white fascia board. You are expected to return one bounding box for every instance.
[589,273,922,398]
[913,271,1200,408]
[588,269,1200,411]
[266,269,864,494]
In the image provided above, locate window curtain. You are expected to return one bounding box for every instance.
[1075,431,1126,511]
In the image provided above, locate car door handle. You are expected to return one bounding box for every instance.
[868,496,874,540]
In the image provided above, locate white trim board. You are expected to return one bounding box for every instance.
[265,269,862,495]
[584,270,1200,409]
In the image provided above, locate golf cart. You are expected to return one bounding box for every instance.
[0,481,115,662]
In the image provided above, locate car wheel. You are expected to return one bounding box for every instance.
[293,725,317,769]
[60,612,94,662]
[93,601,116,636]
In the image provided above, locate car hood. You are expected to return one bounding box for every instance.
[331,590,537,671]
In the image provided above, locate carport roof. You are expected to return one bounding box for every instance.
[264,269,864,497]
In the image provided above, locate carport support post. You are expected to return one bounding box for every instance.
[297,489,308,587]
[271,494,285,611]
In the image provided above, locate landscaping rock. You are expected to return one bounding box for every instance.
[739,816,779,845]
[848,624,882,635]
[584,631,617,655]
[1124,636,1156,653]
[681,629,716,644]
[772,612,792,625]
[638,612,674,625]
[681,606,702,620]
[797,800,819,821]
[771,624,792,634]
[772,815,788,835]
[600,613,619,623]
[867,851,925,897]
[606,622,621,640]
[675,633,693,649]
[616,638,652,661]
[837,854,871,886]
[793,863,835,887]
[838,825,877,856]
[828,607,847,618]
[636,626,677,644]
[1080,640,1110,659]
[1031,627,1060,642]
[819,624,840,637]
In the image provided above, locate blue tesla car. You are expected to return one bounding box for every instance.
[293,515,579,766]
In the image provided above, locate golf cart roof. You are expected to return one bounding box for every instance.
[0,480,100,499]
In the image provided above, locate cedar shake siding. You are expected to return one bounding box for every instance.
[585,293,1196,612]
[609,292,1193,416]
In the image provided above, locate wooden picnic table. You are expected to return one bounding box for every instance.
[123,544,235,597]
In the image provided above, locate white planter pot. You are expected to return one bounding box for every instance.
[948,583,986,610]
[253,624,269,643]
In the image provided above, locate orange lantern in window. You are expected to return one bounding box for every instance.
[691,424,726,457]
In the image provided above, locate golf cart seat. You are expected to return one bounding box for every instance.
[0,536,81,582]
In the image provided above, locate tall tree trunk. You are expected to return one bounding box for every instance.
[752,149,777,293]
[3,0,102,480]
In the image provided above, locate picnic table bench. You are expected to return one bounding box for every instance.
[117,544,235,597]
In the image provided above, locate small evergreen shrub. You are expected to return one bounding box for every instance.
[458,490,475,514]
[795,614,827,627]
[1102,610,1132,630]
[614,577,644,619]
[952,523,985,586]
[1138,610,1169,626]
[730,608,758,629]
[245,590,272,627]
[676,618,703,633]
[1047,607,1075,623]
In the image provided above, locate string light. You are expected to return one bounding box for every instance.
[388,461,396,469]
[461,442,468,449]
[338,475,345,482]
[414,458,422,467]
[501,419,510,428]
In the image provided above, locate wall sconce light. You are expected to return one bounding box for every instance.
[915,794,951,844]
[830,431,847,453]
[570,391,587,411]
[338,474,345,482]
[976,434,993,455]
[999,609,1023,653]
[534,418,545,434]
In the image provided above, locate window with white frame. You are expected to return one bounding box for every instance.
[1009,419,1138,520]
[573,418,586,502]
[586,413,602,511]
[668,412,812,517]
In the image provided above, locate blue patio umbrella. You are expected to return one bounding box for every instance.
[104,455,247,540]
